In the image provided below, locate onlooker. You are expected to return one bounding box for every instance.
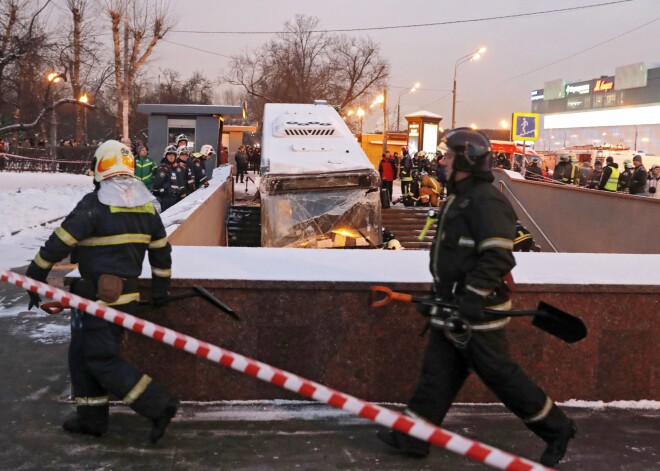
[525,157,544,181]
[647,164,660,198]
[598,156,619,192]
[494,152,511,170]
[578,162,593,187]
[378,150,397,203]
[587,160,603,189]
[629,155,648,196]
[433,151,447,186]
[235,145,248,183]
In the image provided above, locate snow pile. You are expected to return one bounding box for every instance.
[562,399,660,410]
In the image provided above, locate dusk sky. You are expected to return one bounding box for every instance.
[146,0,658,131]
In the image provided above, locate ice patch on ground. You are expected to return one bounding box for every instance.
[561,399,660,410]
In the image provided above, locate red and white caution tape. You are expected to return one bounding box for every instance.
[0,269,553,471]
[0,152,90,164]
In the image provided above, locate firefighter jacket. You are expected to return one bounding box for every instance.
[134,156,156,191]
[399,155,413,181]
[152,159,188,199]
[190,156,208,188]
[26,190,172,290]
[430,174,516,308]
[553,162,575,184]
[176,158,196,195]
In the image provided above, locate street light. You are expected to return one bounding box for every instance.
[396,82,420,132]
[79,93,90,144]
[451,47,486,129]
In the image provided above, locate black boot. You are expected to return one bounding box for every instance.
[62,405,108,437]
[376,428,429,458]
[540,419,577,466]
[149,398,179,444]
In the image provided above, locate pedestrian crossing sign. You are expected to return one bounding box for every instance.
[511,112,539,141]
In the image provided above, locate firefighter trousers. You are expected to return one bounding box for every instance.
[398,328,571,453]
[69,300,175,430]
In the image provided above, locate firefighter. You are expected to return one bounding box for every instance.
[191,144,215,189]
[598,156,620,192]
[553,153,576,184]
[376,128,576,467]
[175,134,189,149]
[24,140,179,442]
[176,146,196,195]
[152,145,186,211]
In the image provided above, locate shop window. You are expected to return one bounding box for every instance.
[593,94,604,108]
[605,93,617,106]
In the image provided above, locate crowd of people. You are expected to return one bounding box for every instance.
[519,152,660,198]
[378,147,447,207]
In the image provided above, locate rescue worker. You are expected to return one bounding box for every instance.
[376,128,576,467]
[618,159,633,192]
[152,145,186,211]
[524,156,543,181]
[134,145,156,191]
[399,147,414,199]
[175,134,189,149]
[24,140,179,443]
[598,156,620,192]
[176,146,196,195]
[553,153,576,184]
[191,144,215,189]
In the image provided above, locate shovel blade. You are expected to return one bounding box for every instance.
[532,301,587,344]
[193,286,240,321]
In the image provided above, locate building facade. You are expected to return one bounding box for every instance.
[531,62,660,154]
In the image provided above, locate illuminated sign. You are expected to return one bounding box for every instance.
[511,112,539,142]
[565,83,590,95]
[531,89,544,101]
[594,79,614,92]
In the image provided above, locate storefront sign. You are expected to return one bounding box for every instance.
[531,89,544,101]
[565,83,590,95]
[594,79,614,92]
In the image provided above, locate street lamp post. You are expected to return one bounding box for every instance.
[357,108,365,145]
[396,82,420,132]
[79,93,89,144]
[375,91,388,153]
[46,72,67,159]
[451,47,486,129]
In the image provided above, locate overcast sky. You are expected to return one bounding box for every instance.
[145,0,659,131]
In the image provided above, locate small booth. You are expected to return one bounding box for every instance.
[137,103,246,169]
[404,110,443,155]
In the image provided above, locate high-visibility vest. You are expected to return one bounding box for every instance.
[604,166,620,191]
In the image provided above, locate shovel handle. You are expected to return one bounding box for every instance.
[41,301,67,315]
[370,285,413,308]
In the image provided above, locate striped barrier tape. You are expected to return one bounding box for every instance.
[0,152,91,164]
[0,269,553,471]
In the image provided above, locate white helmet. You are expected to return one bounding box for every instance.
[163,144,178,157]
[177,146,191,158]
[93,140,134,182]
[200,144,216,157]
[386,239,402,250]
[176,134,189,146]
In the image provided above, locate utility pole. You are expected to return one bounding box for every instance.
[382,89,388,153]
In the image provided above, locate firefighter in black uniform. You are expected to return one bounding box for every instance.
[176,146,196,196]
[377,128,576,467]
[191,144,215,189]
[152,145,186,211]
[25,140,178,443]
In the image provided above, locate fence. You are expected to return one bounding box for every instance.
[0,146,95,174]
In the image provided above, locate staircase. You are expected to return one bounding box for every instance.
[381,205,440,250]
[227,206,261,247]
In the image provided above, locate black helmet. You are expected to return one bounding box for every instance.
[445,127,492,173]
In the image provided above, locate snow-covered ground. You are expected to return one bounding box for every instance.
[0,171,659,411]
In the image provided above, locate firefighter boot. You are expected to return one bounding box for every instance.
[62,405,109,437]
[526,403,576,467]
[376,428,429,458]
[539,419,577,466]
[149,398,179,444]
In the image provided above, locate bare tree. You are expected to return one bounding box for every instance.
[105,0,175,139]
[223,15,389,122]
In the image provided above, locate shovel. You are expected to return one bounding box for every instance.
[370,285,586,343]
[42,285,240,321]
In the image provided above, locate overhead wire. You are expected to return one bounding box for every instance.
[171,1,635,35]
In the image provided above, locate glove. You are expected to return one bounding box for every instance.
[458,291,485,323]
[27,291,41,310]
